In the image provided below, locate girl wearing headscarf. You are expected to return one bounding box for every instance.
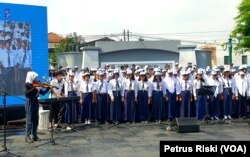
[25,71,50,143]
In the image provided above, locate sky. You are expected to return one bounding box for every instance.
[0,0,242,42]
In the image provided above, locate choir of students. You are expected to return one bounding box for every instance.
[49,63,250,126]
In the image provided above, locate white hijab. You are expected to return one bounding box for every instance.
[25,71,38,83]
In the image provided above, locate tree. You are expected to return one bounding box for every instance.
[49,32,85,67]
[232,0,250,54]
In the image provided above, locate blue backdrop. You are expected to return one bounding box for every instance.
[0,3,48,106]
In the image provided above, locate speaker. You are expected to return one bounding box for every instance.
[172,117,200,133]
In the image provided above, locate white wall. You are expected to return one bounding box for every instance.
[82,50,99,68]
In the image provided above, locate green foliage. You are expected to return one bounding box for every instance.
[232,0,250,54]
[49,32,85,67]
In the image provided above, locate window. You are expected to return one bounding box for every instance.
[242,55,248,64]
[224,56,229,65]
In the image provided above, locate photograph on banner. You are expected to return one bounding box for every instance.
[0,20,32,95]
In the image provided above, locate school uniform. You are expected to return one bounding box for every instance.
[179,79,192,117]
[164,76,181,120]
[96,80,112,123]
[50,79,64,124]
[25,72,49,142]
[221,77,235,119]
[137,80,152,121]
[109,78,123,122]
[79,80,95,122]
[206,77,222,120]
[122,79,138,122]
[193,79,206,120]
[233,76,250,118]
[64,80,78,123]
[151,80,166,121]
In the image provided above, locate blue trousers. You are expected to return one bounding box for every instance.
[152,91,164,120]
[196,95,207,120]
[26,98,39,136]
[65,91,78,123]
[123,90,135,122]
[180,90,191,117]
[110,91,122,121]
[81,93,92,121]
[137,90,149,121]
[223,88,232,116]
[97,93,108,122]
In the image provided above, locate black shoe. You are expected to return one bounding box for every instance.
[25,136,33,143]
[33,136,41,142]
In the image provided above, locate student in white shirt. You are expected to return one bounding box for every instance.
[64,71,78,125]
[137,71,152,122]
[164,70,181,121]
[179,72,193,118]
[96,71,112,124]
[151,71,166,123]
[233,71,250,118]
[79,72,96,125]
[221,68,235,120]
[121,69,138,123]
[193,69,207,120]
[109,70,123,124]
[207,70,222,120]
[49,71,65,127]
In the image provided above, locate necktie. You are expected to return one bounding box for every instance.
[185,81,187,90]
[157,81,160,90]
[86,83,89,92]
[8,52,11,67]
[142,81,145,90]
[22,51,26,67]
[99,82,103,92]
[227,79,230,88]
[116,79,119,90]
[129,80,132,89]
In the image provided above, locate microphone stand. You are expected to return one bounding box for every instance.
[0,90,21,157]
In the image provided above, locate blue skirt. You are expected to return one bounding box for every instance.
[137,90,149,121]
[110,91,122,121]
[223,88,232,116]
[196,95,207,120]
[97,93,108,122]
[80,92,92,121]
[65,91,78,123]
[123,90,135,122]
[152,90,164,120]
[180,90,191,117]
[167,90,177,120]
[208,95,219,117]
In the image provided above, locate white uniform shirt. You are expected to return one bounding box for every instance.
[234,77,250,96]
[151,80,166,96]
[179,79,192,92]
[192,79,206,97]
[137,80,153,97]
[164,76,181,95]
[79,81,96,93]
[206,77,222,97]
[50,79,64,98]
[122,79,138,97]
[64,80,78,96]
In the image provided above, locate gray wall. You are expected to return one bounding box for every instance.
[195,50,212,68]
[100,49,179,64]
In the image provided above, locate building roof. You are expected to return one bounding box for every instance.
[95,40,181,53]
[48,32,64,43]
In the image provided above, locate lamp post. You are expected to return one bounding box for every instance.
[220,33,243,65]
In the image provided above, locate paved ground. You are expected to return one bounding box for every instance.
[0,119,250,157]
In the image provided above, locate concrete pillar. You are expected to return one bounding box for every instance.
[178,45,197,66]
[81,47,100,68]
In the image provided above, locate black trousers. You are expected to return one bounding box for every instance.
[49,103,61,124]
